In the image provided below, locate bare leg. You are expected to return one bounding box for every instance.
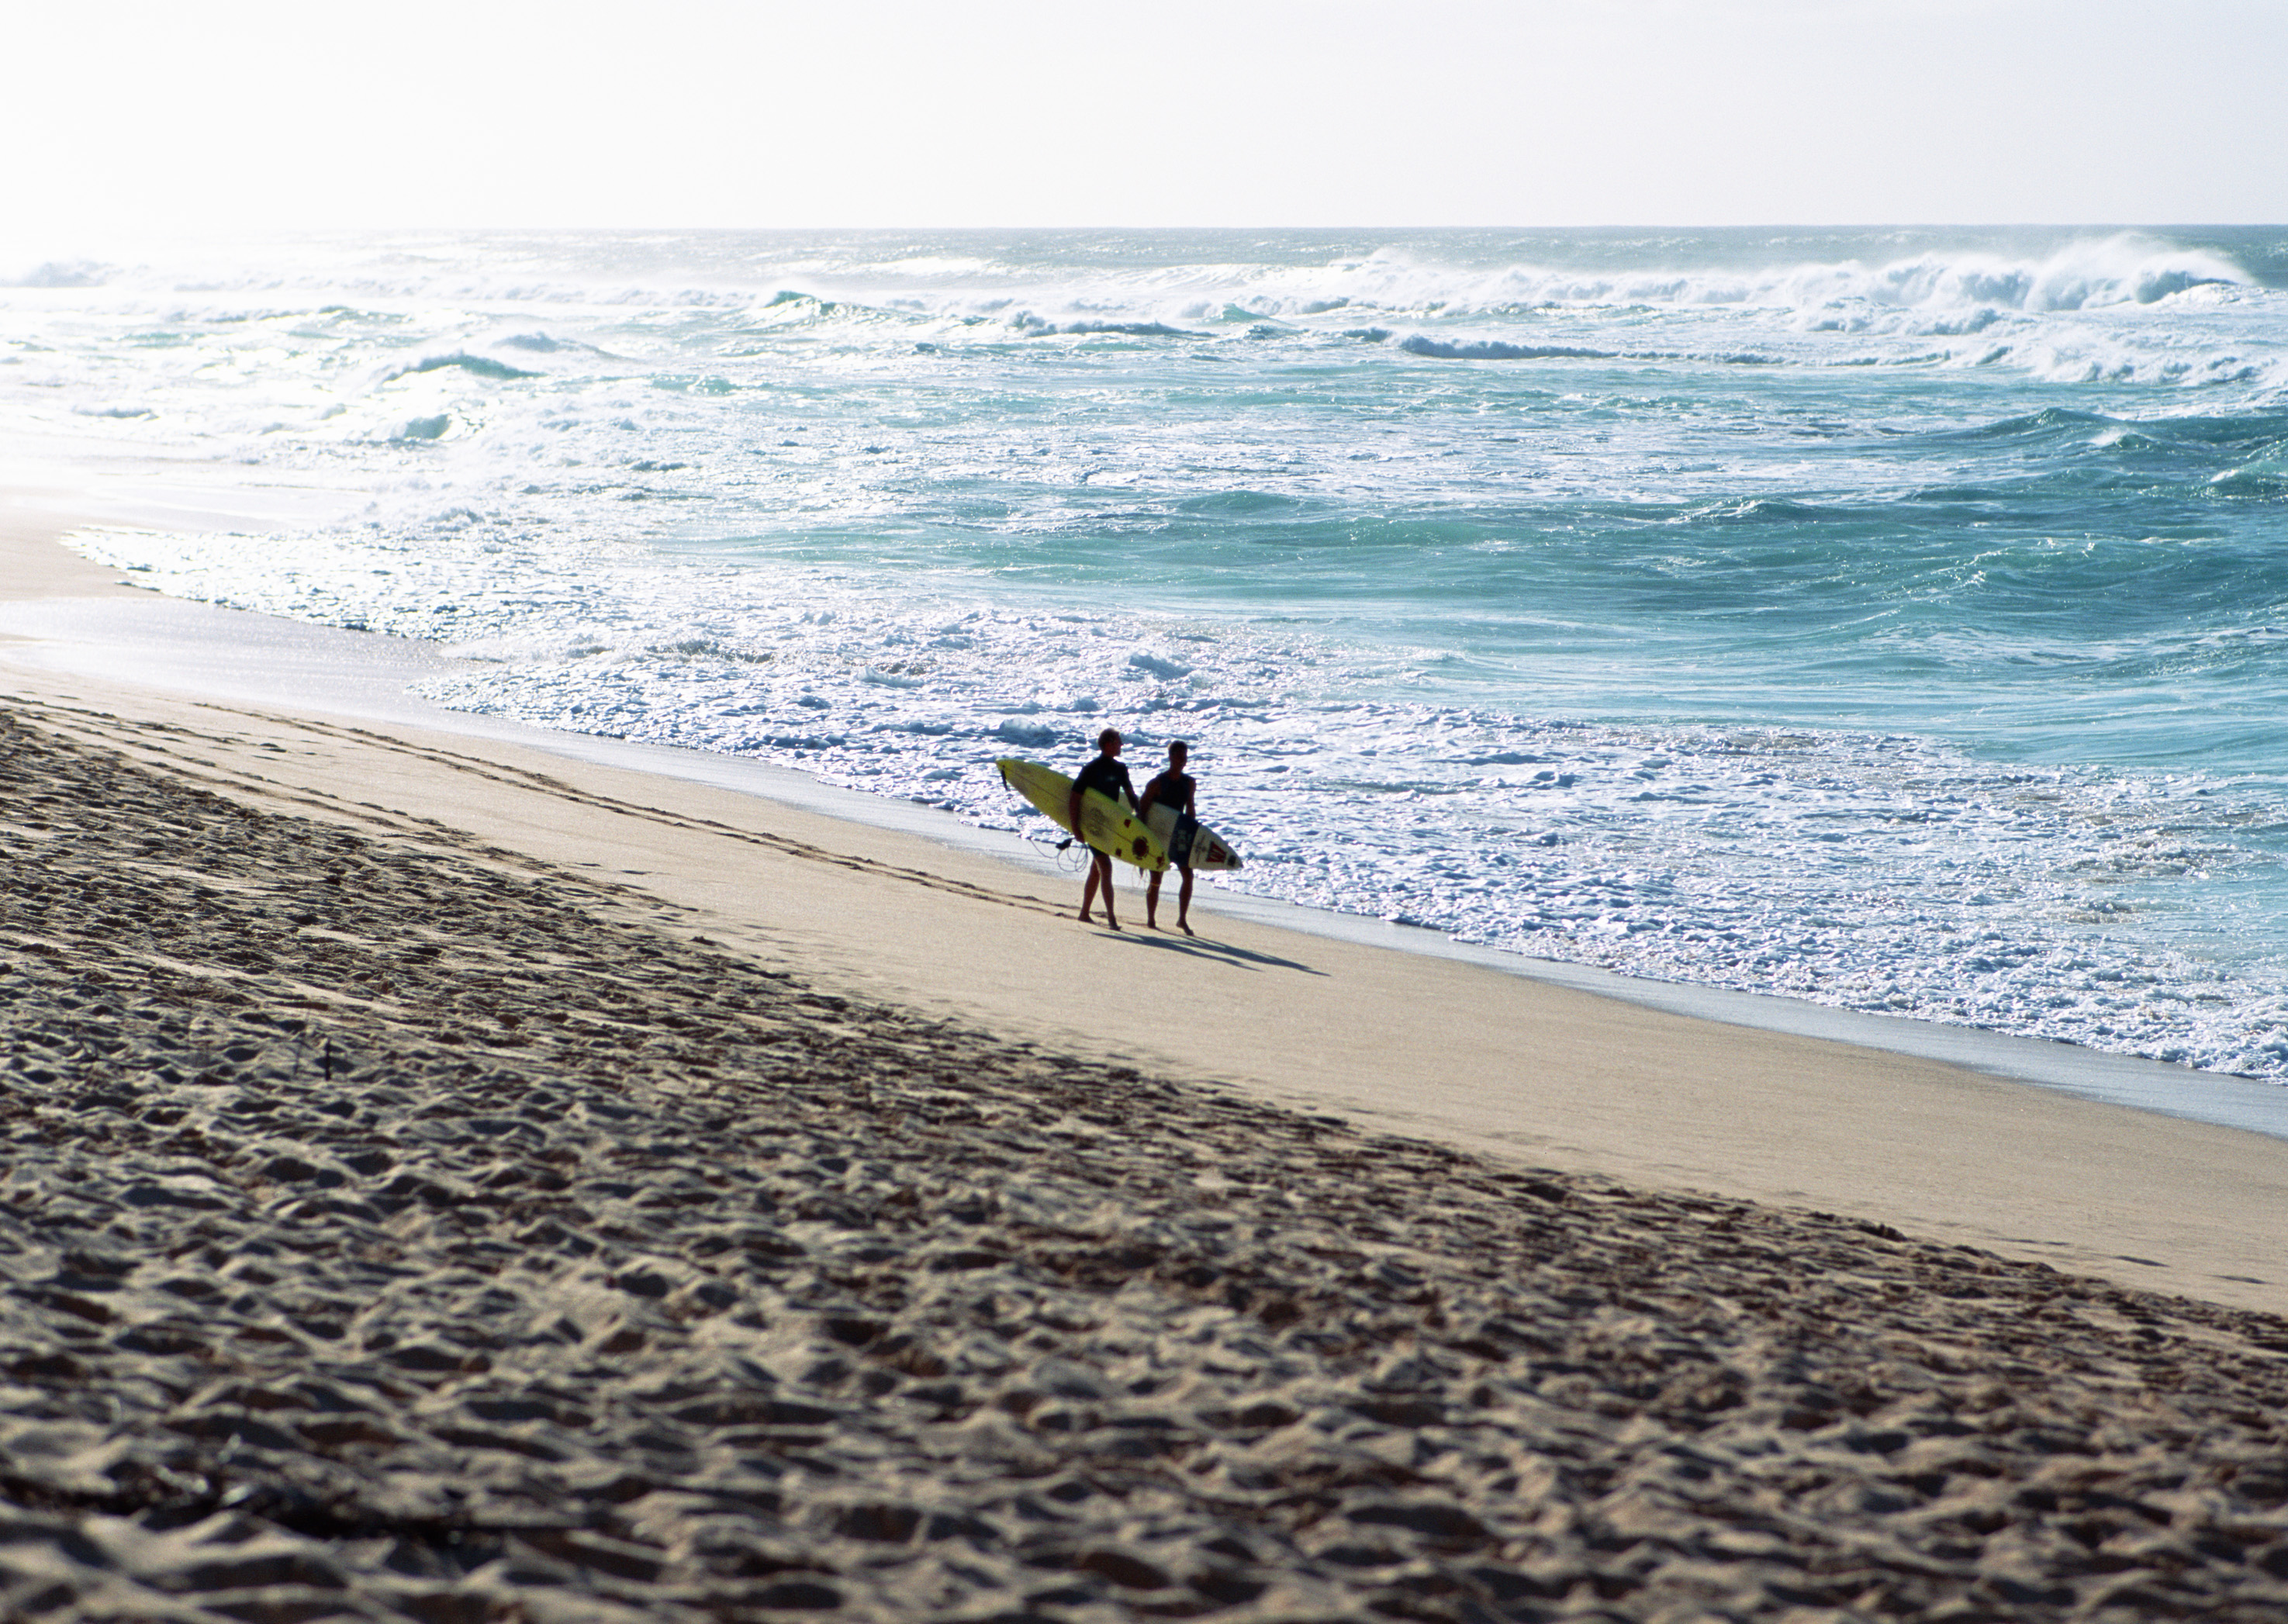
[1177,865,1195,935]
[1082,854,1119,930]
[1146,869,1163,929]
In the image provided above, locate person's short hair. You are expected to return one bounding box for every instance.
[1169,739,1189,755]
[1098,728,1122,750]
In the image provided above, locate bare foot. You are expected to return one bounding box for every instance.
[1180,921,1194,937]
[1107,918,1122,931]
[1077,910,1093,924]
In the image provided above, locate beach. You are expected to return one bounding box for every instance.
[15,227,2288,1082]
[11,506,2288,1620]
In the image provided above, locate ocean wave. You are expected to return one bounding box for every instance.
[1678,497,1840,525]
[1384,234,2250,322]
[803,233,2256,337]
[29,230,2262,412]
[1398,337,1616,361]
[1398,334,1793,368]
[2210,440,2288,494]
[2017,335,2281,392]
[382,352,541,383]
[11,230,2265,336]
[994,717,1062,748]
[1796,238,2247,315]
[1955,406,2288,457]
[1012,315,1201,339]
[224,230,2232,347]
[1956,406,2120,442]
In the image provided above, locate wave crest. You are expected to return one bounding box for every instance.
[384,352,541,384]
[1398,336,1614,361]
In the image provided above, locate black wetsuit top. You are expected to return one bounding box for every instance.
[1073,754,1136,808]
[1142,770,1194,816]
[1142,770,1200,865]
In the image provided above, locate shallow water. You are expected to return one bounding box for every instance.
[9,226,2286,1076]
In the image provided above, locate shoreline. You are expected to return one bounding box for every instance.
[6,503,2288,1317]
[15,513,2287,1140]
[15,496,2288,1618]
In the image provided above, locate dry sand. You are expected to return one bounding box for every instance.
[9,509,2288,1621]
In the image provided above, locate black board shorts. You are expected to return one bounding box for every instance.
[1167,814,1200,868]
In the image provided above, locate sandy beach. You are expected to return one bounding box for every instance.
[10,505,2288,1621]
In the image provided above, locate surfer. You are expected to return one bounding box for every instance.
[1070,728,1139,931]
[1139,739,1198,935]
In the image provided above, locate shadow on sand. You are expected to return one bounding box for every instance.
[1105,925,1326,977]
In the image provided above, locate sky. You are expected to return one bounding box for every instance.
[5,0,2283,248]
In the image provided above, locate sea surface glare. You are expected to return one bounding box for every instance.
[7,227,2286,1078]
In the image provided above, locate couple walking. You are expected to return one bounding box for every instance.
[1067,729,1200,935]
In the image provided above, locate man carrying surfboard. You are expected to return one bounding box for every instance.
[1070,728,1139,931]
[1139,739,1199,935]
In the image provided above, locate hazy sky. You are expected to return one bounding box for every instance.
[7,0,2282,246]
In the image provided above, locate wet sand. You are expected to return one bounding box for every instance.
[9,510,2288,1619]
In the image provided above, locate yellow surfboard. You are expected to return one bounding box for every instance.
[997,756,1168,872]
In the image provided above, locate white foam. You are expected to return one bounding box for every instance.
[15,585,2286,1141]
[62,515,2288,1081]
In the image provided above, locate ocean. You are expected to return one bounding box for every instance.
[6,226,2286,1079]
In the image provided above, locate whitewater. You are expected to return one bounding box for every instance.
[5,226,2285,1078]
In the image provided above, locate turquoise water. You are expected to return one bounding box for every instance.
[10,226,2286,1074]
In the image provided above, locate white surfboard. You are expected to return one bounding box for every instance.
[1142,800,1243,872]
